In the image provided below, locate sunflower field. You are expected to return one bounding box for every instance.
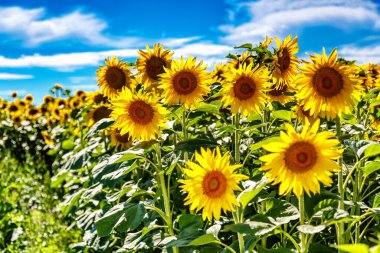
[1,36,380,253]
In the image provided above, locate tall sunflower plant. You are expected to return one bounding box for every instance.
[44,39,380,253]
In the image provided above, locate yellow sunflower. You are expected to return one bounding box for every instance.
[296,48,362,120]
[10,91,17,98]
[26,106,40,120]
[24,94,34,104]
[268,84,294,105]
[293,103,318,125]
[111,88,169,141]
[211,63,230,84]
[41,131,54,146]
[7,102,19,114]
[87,90,108,105]
[271,35,299,87]
[12,113,23,125]
[221,63,271,116]
[262,36,273,48]
[97,56,133,98]
[87,104,112,126]
[260,119,343,197]
[228,51,254,70]
[363,63,380,89]
[108,127,133,150]
[136,44,173,90]
[159,57,211,109]
[179,147,248,221]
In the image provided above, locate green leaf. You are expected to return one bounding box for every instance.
[334,244,370,253]
[250,136,282,152]
[188,234,219,246]
[238,178,267,210]
[272,110,292,122]
[225,53,238,60]
[361,161,380,178]
[85,118,114,138]
[364,144,380,159]
[95,203,132,237]
[196,102,220,114]
[175,139,218,153]
[116,149,144,163]
[234,43,253,50]
[297,224,326,234]
[61,140,75,150]
[373,194,380,208]
[116,203,146,232]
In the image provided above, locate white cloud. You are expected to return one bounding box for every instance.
[0,42,232,71]
[339,44,380,64]
[221,0,380,44]
[0,73,33,80]
[0,6,142,47]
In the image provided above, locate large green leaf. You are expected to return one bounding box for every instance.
[361,161,380,178]
[334,244,370,253]
[95,203,132,237]
[238,178,267,210]
[116,203,146,232]
[175,138,218,153]
[85,118,114,138]
[364,144,380,159]
[272,110,292,122]
[187,234,219,246]
[297,224,326,234]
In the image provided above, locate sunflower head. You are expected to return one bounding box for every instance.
[262,36,273,48]
[26,106,40,120]
[221,63,271,116]
[260,119,343,197]
[108,127,133,150]
[41,131,54,146]
[75,90,87,98]
[296,48,362,120]
[7,102,19,114]
[87,90,109,105]
[24,94,34,104]
[136,44,173,90]
[159,56,211,109]
[10,91,18,98]
[87,104,112,126]
[293,102,318,125]
[54,83,63,89]
[55,98,67,109]
[211,63,230,84]
[271,35,299,87]
[97,56,133,98]
[111,88,169,141]
[69,96,82,109]
[12,113,23,125]
[179,147,248,221]
[268,84,295,105]
[43,95,54,105]
[228,51,254,70]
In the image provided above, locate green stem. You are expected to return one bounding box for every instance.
[233,113,244,253]
[155,144,179,253]
[299,192,307,253]
[182,109,189,163]
[335,116,345,249]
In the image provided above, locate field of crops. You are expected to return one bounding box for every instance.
[1,36,380,253]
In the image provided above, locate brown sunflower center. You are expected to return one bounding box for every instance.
[94,94,108,104]
[284,142,317,173]
[9,105,18,112]
[106,67,126,89]
[146,56,167,80]
[203,171,227,198]
[278,48,291,72]
[29,108,38,115]
[269,85,287,96]
[26,96,33,101]
[93,106,112,123]
[128,100,154,125]
[173,72,198,95]
[115,130,132,143]
[313,67,343,98]
[234,76,256,100]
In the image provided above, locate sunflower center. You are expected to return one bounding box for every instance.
[203,171,227,198]
[94,94,107,104]
[9,105,18,112]
[29,108,38,115]
[173,72,197,95]
[93,106,112,123]
[269,85,287,96]
[128,100,154,125]
[106,67,126,89]
[284,142,317,173]
[146,56,167,80]
[313,67,343,98]
[115,131,132,143]
[234,76,256,100]
[279,48,291,72]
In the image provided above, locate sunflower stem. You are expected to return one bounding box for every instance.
[299,192,307,253]
[335,116,345,249]
[182,109,189,164]
[155,143,178,253]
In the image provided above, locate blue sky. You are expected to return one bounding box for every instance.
[0,0,379,103]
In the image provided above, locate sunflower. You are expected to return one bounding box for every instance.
[296,48,362,120]
[211,63,230,84]
[26,106,40,120]
[159,57,211,109]
[75,90,86,98]
[24,94,34,104]
[69,96,82,109]
[7,102,19,114]
[41,131,54,146]
[268,84,294,105]
[293,103,318,125]
[262,36,273,48]
[12,113,23,125]
[97,56,133,98]
[87,90,108,105]
[136,44,173,90]
[363,63,380,89]
[221,63,270,116]
[179,147,247,221]
[260,119,343,197]
[108,127,133,150]
[43,95,54,105]
[111,88,169,141]
[87,104,112,126]
[55,98,67,109]
[15,98,26,109]
[228,51,254,70]
[271,35,299,87]
[54,83,63,89]
[10,91,17,98]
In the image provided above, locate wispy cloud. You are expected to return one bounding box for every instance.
[220,0,380,44]
[0,6,142,47]
[0,73,33,80]
[0,42,232,71]
[340,44,380,64]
